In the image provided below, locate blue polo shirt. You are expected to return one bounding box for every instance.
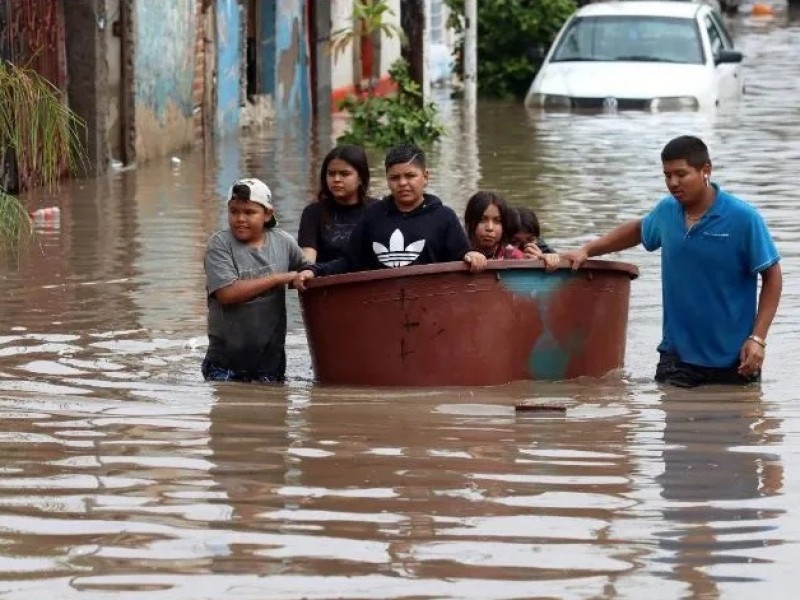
[641,185,780,368]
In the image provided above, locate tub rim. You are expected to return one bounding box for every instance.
[301,259,639,290]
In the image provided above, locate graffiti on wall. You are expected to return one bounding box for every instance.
[135,0,195,125]
[275,0,310,120]
[215,0,241,134]
[258,0,276,96]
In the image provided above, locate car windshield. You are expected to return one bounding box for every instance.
[551,16,704,65]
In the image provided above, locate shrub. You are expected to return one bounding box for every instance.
[445,0,577,100]
[338,59,445,148]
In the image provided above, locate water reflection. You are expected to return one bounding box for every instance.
[654,386,784,596]
[200,379,642,588]
[1,175,142,335]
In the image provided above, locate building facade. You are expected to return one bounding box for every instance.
[0,0,457,184]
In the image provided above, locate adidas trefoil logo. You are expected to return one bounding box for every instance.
[373,229,426,268]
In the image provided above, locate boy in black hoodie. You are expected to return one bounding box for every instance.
[294,144,486,289]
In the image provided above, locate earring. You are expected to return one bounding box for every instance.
[704,175,709,187]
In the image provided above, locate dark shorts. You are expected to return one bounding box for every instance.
[201,357,285,384]
[655,351,759,388]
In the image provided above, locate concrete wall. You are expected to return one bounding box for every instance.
[215,0,241,135]
[380,0,402,75]
[105,0,122,162]
[330,0,356,101]
[311,0,332,117]
[134,0,196,162]
[64,0,110,177]
[192,0,210,142]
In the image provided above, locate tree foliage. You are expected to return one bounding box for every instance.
[445,0,577,100]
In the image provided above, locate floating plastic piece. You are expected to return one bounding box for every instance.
[30,206,61,228]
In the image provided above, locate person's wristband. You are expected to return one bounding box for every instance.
[748,334,767,348]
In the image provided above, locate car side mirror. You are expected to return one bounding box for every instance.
[526,45,546,62]
[714,49,743,65]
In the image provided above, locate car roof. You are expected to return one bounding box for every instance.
[576,1,703,19]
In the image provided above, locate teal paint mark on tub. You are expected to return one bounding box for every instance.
[529,332,572,380]
[530,331,586,380]
[497,269,572,299]
[216,0,241,135]
[497,270,580,380]
[135,0,195,124]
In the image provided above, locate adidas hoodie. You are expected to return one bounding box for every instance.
[311,193,470,276]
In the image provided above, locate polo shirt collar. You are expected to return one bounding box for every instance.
[704,183,728,219]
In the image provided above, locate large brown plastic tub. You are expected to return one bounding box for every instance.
[299,260,638,387]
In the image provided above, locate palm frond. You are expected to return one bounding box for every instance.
[0,189,33,253]
[329,0,406,62]
[380,23,406,46]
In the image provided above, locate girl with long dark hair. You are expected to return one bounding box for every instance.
[298,145,375,263]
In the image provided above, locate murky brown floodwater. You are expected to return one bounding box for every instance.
[2,9,800,599]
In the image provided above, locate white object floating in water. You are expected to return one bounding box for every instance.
[30,206,61,229]
[170,156,181,165]
[185,337,206,350]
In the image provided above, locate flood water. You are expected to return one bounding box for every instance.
[2,8,800,599]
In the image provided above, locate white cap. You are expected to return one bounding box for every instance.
[228,178,277,227]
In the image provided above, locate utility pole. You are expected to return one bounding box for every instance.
[464,0,477,113]
[401,0,426,103]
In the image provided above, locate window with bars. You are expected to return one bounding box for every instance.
[429,0,443,44]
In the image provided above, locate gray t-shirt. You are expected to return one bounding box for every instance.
[204,228,309,377]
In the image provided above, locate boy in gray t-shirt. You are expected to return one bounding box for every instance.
[202,178,309,382]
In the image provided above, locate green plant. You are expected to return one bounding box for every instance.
[330,0,406,65]
[338,59,445,148]
[0,189,33,250]
[445,0,577,100]
[0,59,85,252]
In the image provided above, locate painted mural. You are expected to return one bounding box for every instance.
[258,0,276,97]
[275,0,311,121]
[215,0,241,135]
[134,0,196,160]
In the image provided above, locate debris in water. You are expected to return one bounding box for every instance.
[30,206,61,228]
[514,400,568,413]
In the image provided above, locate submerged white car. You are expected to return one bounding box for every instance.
[524,1,744,111]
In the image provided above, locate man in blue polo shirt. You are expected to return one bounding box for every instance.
[565,136,782,387]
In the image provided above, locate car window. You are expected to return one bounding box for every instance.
[551,16,704,65]
[708,11,734,48]
[704,15,725,55]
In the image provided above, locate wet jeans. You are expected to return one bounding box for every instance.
[655,351,759,388]
[201,357,285,383]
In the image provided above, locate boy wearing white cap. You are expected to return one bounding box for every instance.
[202,178,310,382]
